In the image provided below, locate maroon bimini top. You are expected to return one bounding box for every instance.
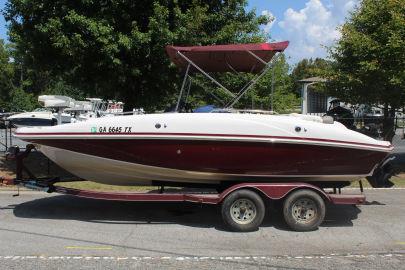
[166,41,289,73]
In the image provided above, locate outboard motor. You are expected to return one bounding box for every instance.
[326,104,355,129]
[366,155,396,188]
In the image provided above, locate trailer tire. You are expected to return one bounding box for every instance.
[221,189,265,232]
[283,189,325,232]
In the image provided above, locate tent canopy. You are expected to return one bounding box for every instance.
[166,41,289,73]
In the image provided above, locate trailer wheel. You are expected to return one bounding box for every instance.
[283,189,325,232]
[221,189,265,232]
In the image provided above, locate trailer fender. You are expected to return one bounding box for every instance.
[218,183,330,203]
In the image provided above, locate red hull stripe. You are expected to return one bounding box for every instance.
[15,132,392,150]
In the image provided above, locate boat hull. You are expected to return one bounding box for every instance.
[9,117,55,128]
[34,138,389,186]
[14,113,392,186]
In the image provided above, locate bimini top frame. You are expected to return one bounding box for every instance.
[166,41,289,110]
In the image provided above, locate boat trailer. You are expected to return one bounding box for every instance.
[1,145,366,232]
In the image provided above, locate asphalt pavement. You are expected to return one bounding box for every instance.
[0,189,404,269]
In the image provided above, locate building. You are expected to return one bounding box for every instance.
[299,77,330,114]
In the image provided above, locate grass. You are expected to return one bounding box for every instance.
[55,181,154,192]
[3,175,405,192]
[55,175,405,192]
[1,181,155,192]
[350,175,405,188]
[2,179,405,192]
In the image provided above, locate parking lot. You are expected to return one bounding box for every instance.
[0,189,404,269]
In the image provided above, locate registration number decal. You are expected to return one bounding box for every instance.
[91,126,132,133]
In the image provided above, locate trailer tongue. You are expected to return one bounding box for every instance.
[1,145,365,232]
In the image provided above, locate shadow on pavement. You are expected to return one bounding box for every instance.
[12,195,222,228]
[364,200,386,205]
[320,204,361,228]
[10,194,362,231]
[0,204,17,210]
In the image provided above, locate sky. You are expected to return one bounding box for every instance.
[0,0,359,65]
[248,0,359,64]
[0,0,6,42]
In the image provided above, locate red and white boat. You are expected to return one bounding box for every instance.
[13,42,393,188]
[14,112,392,187]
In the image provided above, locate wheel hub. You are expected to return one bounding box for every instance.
[230,198,257,225]
[291,198,317,224]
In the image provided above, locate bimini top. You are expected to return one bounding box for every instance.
[166,41,289,73]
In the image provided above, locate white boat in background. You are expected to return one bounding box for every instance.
[65,100,96,123]
[8,95,127,127]
[38,95,75,108]
[7,108,57,127]
[38,95,75,125]
[8,95,75,127]
[105,101,124,115]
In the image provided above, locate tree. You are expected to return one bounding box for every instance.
[42,79,86,100]
[251,53,299,113]
[5,0,268,111]
[7,87,37,112]
[290,58,331,95]
[0,39,15,109]
[327,0,405,140]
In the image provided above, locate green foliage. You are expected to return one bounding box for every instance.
[290,58,332,94]
[0,38,83,112]
[7,87,37,112]
[251,53,299,113]
[5,0,268,111]
[0,40,15,108]
[327,0,405,108]
[42,79,86,100]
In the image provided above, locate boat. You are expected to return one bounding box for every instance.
[8,95,127,127]
[66,100,96,123]
[8,95,75,127]
[7,108,57,127]
[13,113,392,187]
[12,42,393,188]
